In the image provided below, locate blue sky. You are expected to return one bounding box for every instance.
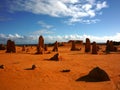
[0,0,120,44]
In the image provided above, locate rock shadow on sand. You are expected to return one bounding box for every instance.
[76,67,110,82]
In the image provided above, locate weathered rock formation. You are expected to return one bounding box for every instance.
[49,53,59,61]
[106,40,117,53]
[85,38,91,52]
[92,41,98,54]
[6,40,16,53]
[61,69,70,72]
[71,41,80,51]
[0,44,6,50]
[22,45,26,51]
[31,64,36,70]
[0,64,4,69]
[76,67,110,82]
[24,64,36,70]
[71,41,76,51]
[52,41,58,52]
[36,35,44,54]
[44,44,48,51]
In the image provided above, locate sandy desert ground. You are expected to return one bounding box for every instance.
[0,43,120,90]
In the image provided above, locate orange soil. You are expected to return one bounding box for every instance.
[0,44,120,90]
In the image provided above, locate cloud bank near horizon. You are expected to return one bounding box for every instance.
[0,33,120,44]
[7,0,108,24]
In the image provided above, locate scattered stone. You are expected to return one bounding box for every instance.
[50,53,59,61]
[6,40,16,53]
[52,41,58,52]
[76,67,110,82]
[92,41,98,54]
[25,64,36,70]
[85,38,91,52]
[31,64,36,70]
[0,64,4,69]
[61,69,70,72]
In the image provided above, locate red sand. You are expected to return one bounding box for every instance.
[0,44,120,90]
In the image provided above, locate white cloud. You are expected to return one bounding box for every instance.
[66,18,100,25]
[7,0,108,24]
[32,29,54,35]
[1,33,120,44]
[96,1,108,11]
[38,21,53,29]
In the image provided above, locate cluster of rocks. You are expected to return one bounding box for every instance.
[106,40,117,53]
[6,40,16,53]
[84,38,99,54]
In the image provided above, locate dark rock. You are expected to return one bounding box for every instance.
[52,41,58,52]
[71,41,80,51]
[22,45,26,51]
[36,35,44,54]
[0,65,4,69]
[50,53,59,61]
[6,40,16,53]
[92,42,98,54]
[44,44,48,51]
[24,64,36,70]
[85,38,91,52]
[76,67,110,82]
[0,44,6,50]
[106,40,117,53]
[31,64,36,70]
[61,69,70,72]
